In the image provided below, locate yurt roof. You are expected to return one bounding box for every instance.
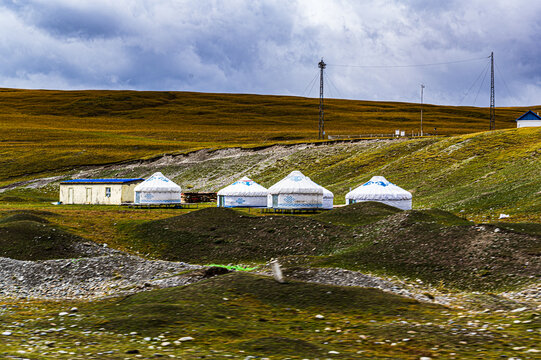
[134,172,181,193]
[346,176,411,200]
[217,176,268,197]
[268,171,324,195]
[308,177,333,199]
[321,185,334,199]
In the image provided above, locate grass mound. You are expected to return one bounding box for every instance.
[317,211,540,290]
[5,272,539,359]
[85,272,436,336]
[0,213,49,224]
[313,201,402,226]
[120,207,355,263]
[0,217,94,261]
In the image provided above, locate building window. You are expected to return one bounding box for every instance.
[105,187,111,197]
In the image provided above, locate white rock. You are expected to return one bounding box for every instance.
[511,307,527,313]
[328,350,340,354]
[178,336,194,342]
[1,331,12,336]
[161,342,171,346]
[420,357,432,360]
[58,312,69,316]
[315,314,325,319]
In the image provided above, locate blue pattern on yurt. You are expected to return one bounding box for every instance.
[235,198,246,204]
[363,180,389,187]
[284,195,295,203]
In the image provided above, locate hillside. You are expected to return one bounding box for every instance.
[0,87,539,184]
[31,126,538,222]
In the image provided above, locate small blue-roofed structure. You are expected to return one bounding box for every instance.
[59,178,144,205]
[516,110,541,128]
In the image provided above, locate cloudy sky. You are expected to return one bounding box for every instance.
[0,0,540,106]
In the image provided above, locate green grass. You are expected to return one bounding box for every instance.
[1,272,539,359]
[314,210,540,291]
[116,207,356,263]
[313,201,403,226]
[0,212,96,261]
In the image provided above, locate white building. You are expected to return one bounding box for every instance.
[345,176,412,210]
[267,171,324,210]
[59,178,143,205]
[217,176,268,208]
[134,172,182,204]
[516,110,541,128]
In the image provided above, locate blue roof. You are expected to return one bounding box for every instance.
[516,110,541,121]
[60,178,144,184]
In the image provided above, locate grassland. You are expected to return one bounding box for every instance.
[1,273,539,359]
[0,87,539,184]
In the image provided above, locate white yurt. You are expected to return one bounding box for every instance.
[217,176,268,208]
[345,176,412,210]
[267,171,324,210]
[321,186,334,210]
[134,172,182,204]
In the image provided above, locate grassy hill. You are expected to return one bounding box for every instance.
[0,87,539,184]
[3,272,539,359]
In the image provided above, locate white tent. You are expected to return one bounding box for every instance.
[345,176,412,210]
[134,172,182,204]
[217,176,268,208]
[267,171,324,209]
[321,186,334,210]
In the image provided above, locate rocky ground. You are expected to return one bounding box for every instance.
[1,249,539,313]
[0,250,203,300]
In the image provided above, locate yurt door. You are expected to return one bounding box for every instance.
[272,195,278,207]
[218,195,224,207]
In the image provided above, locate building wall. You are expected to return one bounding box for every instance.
[135,190,182,204]
[218,195,267,208]
[267,193,323,209]
[121,183,139,203]
[60,183,138,205]
[517,120,541,128]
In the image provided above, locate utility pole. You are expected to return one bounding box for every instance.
[420,84,425,136]
[318,58,326,140]
[489,52,495,130]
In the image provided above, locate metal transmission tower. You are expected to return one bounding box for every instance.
[420,84,425,136]
[318,58,326,139]
[490,52,495,130]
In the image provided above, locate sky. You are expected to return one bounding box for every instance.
[0,0,540,107]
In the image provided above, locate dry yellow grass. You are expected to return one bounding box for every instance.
[0,87,538,183]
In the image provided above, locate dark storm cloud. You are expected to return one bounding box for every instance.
[0,0,540,106]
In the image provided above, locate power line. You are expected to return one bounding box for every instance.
[324,72,342,99]
[495,61,512,99]
[458,59,490,105]
[327,56,488,69]
[302,71,320,97]
[473,59,490,105]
